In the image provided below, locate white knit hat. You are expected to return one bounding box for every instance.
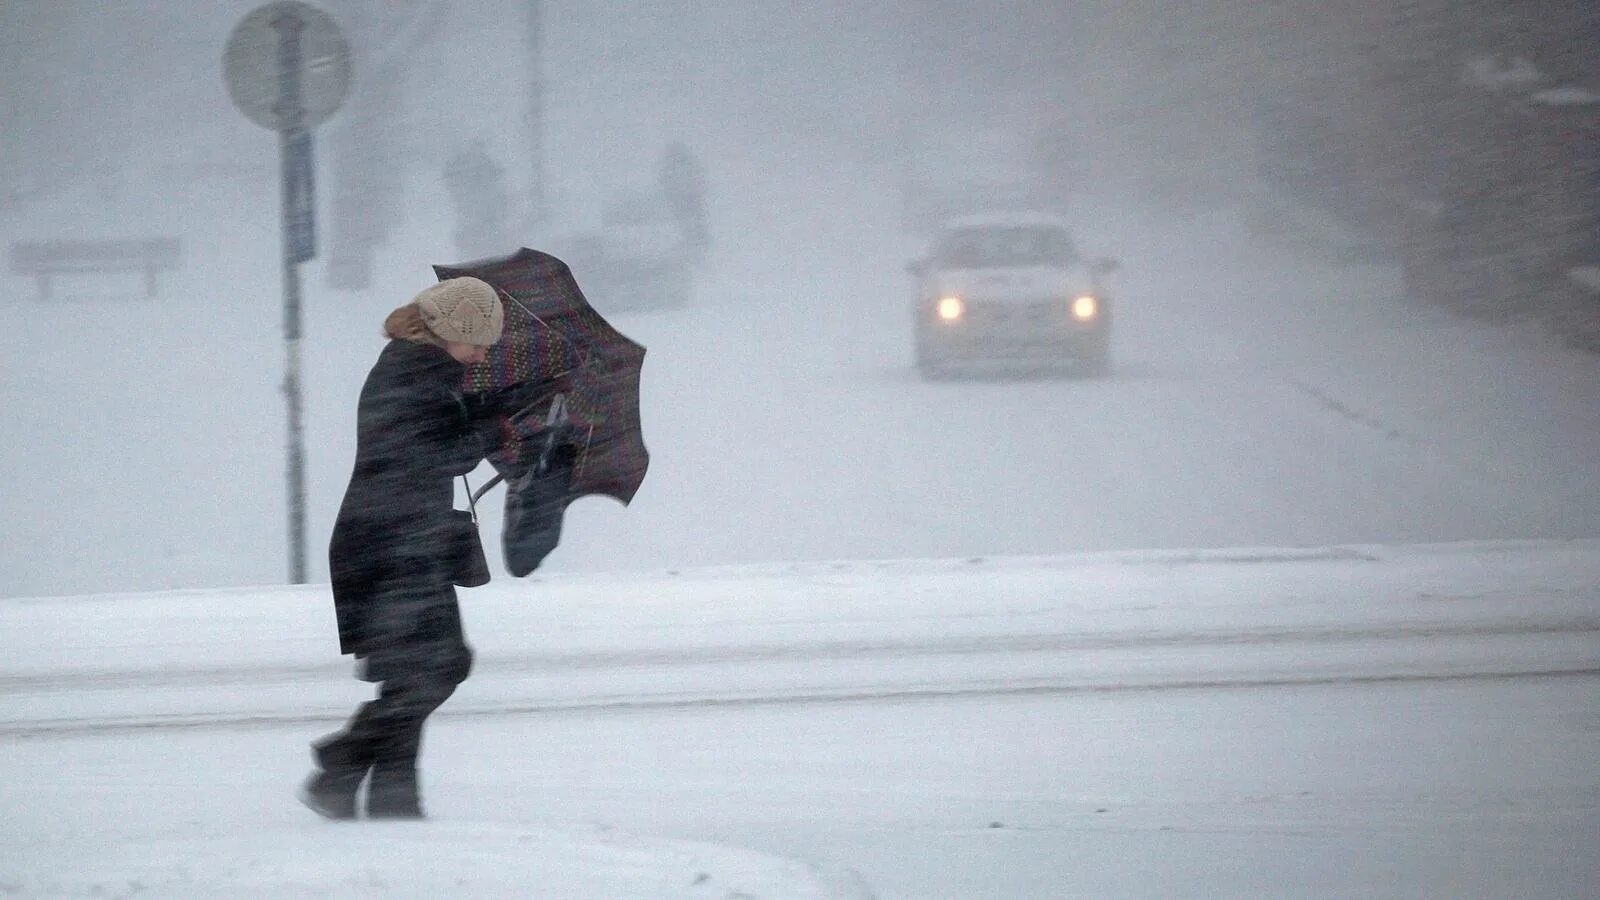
[414,277,504,346]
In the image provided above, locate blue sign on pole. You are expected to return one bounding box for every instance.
[285,128,315,263]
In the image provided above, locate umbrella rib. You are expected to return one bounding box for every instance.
[577,422,594,478]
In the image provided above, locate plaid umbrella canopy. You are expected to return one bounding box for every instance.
[433,248,649,506]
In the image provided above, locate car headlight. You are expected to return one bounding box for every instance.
[936,296,964,321]
[1071,295,1099,321]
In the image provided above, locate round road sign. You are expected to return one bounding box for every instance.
[224,1,351,131]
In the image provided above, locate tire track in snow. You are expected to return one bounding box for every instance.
[1287,379,1410,442]
[4,616,1597,693]
[2,666,1596,739]
[1283,377,1516,484]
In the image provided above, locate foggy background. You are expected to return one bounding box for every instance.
[3,1,1598,599]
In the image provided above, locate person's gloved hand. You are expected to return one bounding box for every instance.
[475,415,506,454]
[463,387,513,423]
[461,391,490,423]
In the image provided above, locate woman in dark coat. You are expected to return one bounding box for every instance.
[302,276,506,820]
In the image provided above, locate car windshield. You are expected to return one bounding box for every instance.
[935,226,1078,268]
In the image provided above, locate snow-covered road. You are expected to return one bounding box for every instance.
[557,199,1600,576]
[3,541,1597,897]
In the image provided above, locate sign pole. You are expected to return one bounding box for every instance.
[282,244,307,583]
[524,0,545,224]
[275,8,310,584]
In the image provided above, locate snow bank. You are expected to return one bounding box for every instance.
[3,538,1595,733]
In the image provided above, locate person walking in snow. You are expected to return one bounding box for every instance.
[442,140,512,261]
[302,277,506,820]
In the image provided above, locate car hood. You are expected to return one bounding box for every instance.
[933,265,1098,301]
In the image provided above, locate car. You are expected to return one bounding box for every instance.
[908,213,1118,378]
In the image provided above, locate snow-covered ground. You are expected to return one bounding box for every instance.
[3,539,1597,897]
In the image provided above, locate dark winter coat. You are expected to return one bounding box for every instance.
[329,338,497,661]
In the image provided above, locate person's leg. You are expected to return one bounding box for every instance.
[365,669,458,818]
[302,600,434,818]
[366,596,473,818]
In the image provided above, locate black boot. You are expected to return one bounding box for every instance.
[367,724,426,819]
[300,729,375,820]
[367,761,424,819]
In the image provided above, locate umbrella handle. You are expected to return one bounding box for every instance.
[471,473,505,505]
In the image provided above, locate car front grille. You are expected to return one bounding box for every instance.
[964,299,1070,327]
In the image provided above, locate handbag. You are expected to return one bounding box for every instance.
[446,475,492,588]
[502,393,577,577]
[503,442,574,577]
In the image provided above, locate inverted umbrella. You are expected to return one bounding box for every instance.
[433,248,649,572]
